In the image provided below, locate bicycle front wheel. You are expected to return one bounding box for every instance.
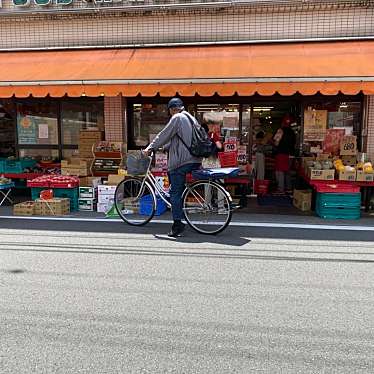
[183,180,232,235]
[114,178,156,226]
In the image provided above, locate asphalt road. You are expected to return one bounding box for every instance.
[0,220,373,373]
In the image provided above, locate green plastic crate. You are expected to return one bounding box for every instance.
[316,205,360,220]
[31,187,78,211]
[316,192,361,209]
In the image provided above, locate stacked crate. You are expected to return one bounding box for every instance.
[314,183,361,220]
[79,130,103,160]
[78,186,98,212]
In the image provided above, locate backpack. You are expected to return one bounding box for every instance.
[178,113,215,158]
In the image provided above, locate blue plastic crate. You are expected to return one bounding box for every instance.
[31,187,79,211]
[139,194,167,216]
[316,192,361,209]
[257,194,293,207]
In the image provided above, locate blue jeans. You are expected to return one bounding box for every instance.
[168,163,200,221]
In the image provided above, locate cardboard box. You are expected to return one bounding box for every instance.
[79,177,102,188]
[356,170,374,182]
[79,130,103,140]
[308,168,335,181]
[79,187,97,199]
[316,154,330,160]
[13,201,35,216]
[107,174,125,186]
[98,194,115,204]
[98,185,117,195]
[79,198,97,211]
[293,190,312,211]
[97,202,113,213]
[35,198,70,215]
[302,157,315,173]
[61,158,91,177]
[341,155,357,166]
[338,170,356,181]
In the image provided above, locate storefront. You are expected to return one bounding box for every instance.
[0,41,373,217]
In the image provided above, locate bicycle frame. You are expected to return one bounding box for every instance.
[135,155,221,211]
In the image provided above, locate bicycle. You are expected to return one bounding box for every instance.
[114,152,240,235]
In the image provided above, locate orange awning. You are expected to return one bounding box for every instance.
[1,41,374,97]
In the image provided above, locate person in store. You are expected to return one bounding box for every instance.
[144,98,202,237]
[254,131,266,181]
[201,122,223,168]
[273,114,296,193]
[201,122,226,213]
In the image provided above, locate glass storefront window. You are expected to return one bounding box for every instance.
[0,100,16,158]
[62,100,104,145]
[18,148,59,160]
[62,149,80,159]
[17,102,58,145]
[303,100,362,153]
[132,103,170,147]
[196,104,240,142]
[304,101,361,136]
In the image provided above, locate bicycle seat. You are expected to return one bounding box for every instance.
[192,167,240,180]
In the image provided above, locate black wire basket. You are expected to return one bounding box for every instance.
[126,152,151,176]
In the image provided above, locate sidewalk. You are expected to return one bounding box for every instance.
[1,205,373,228]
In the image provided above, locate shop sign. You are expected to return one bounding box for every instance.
[17,114,37,145]
[303,109,327,142]
[340,135,357,156]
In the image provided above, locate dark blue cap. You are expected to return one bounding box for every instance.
[167,97,184,110]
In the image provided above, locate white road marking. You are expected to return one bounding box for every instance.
[1,215,374,231]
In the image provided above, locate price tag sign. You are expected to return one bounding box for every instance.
[237,145,248,164]
[224,142,237,153]
[340,135,357,156]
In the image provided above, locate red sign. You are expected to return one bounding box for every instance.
[323,129,345,155]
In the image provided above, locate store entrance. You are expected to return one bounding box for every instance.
[250,101,301,208]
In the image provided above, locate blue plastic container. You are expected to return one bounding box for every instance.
[4,159,37,173]
[139,194,167,216]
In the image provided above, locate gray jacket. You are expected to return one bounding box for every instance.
[148,111,202,171]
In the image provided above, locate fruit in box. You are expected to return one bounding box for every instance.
[363,162,373,173]
[344,165,355,172]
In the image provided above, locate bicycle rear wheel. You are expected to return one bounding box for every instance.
[114,178,156,226]
[182,180,232,235]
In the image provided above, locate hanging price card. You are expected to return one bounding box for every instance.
[340,135,357,156]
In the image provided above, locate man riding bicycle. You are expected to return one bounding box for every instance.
[144,98,202,237]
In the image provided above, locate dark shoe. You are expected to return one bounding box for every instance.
[168,222,186,237]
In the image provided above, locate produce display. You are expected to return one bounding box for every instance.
[333,159,373,173]
[27,175,80,188]
[0,176,11,185]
